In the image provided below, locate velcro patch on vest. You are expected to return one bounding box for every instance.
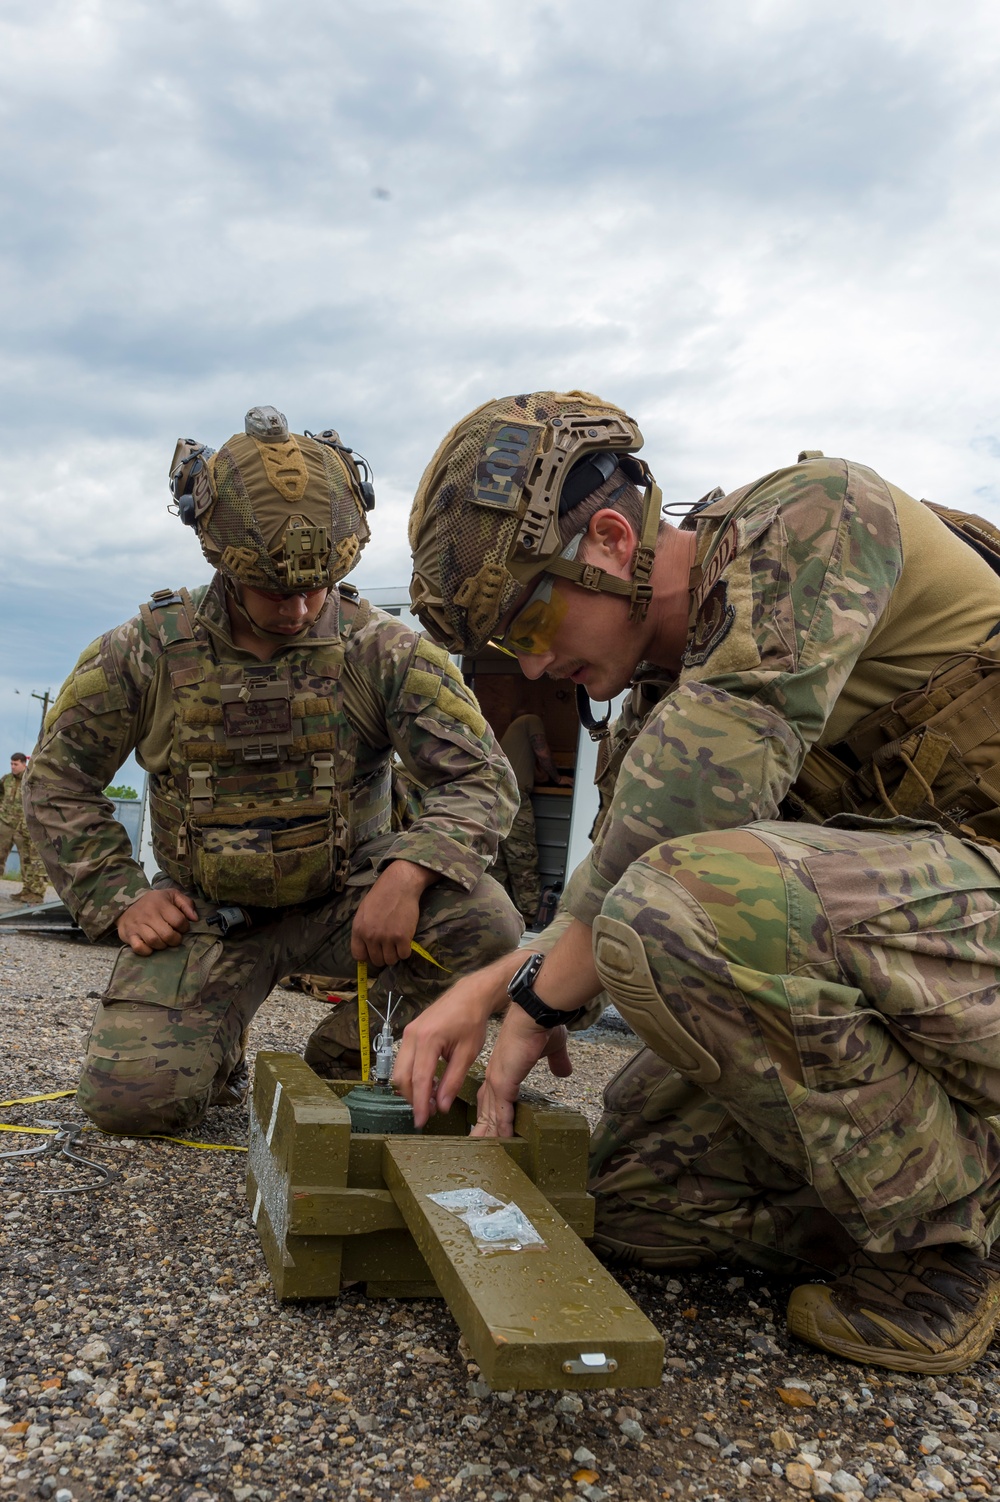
[222,699,293,740]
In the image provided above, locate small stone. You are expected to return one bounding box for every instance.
[619,1419,644,1442]
[778,1387,817,1408]
[749,1333,782,1356]
[556,1396,584,1416]
[694,1432,718,1450]
[771,1428,796,1451]
[829,1470,864,1494]
[786,1462,814,1491]
[919,1433,942,1454]
[76,1339,109,1363]
[54,1492,74,1502]
[573,1448,596,1466]
[460,1414,481,1431]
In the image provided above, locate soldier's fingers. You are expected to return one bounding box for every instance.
[169,891,199,922]
[435,1043,479,1117]
[127,934,154,956]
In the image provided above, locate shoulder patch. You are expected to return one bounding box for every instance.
[682,581,735,668]
[403,667,442,702]
[436,684,486,738]
[415,638,452,670]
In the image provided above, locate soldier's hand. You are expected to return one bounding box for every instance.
[393,953,523,1129]
[117,889,199,956]
[471,1011,571,1139]
[350,859,437,969]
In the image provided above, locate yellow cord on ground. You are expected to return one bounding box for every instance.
[0,1090,77,1108]
[357,960,371,1082]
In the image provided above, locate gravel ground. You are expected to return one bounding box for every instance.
[3,921,1000,1502]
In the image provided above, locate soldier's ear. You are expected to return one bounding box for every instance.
[584,509,637,573]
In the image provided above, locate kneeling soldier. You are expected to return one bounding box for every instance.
[24,406,521,1135]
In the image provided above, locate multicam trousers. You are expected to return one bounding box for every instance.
[78,851,522,1136]
[491,798,542,925]
[589,818,1000,1277]
[0,816,48,903]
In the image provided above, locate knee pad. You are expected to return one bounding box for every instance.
[592,916,721,1085]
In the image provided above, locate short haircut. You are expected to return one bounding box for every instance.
[557,465,652,548]
[11,753,27,763]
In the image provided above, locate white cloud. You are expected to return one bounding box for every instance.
[2,0,1000,758]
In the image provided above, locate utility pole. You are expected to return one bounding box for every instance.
[30,690,51,737]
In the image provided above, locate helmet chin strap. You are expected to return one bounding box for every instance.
[225,580,317,646]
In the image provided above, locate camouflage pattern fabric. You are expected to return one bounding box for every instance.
[589,818,1000,1269]
[78,859,521,1134]
[23,576,518,941]
[490,797,542,925]
[0,772,47,902]
[561,458,1000,927]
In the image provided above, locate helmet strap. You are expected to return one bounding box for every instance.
[224,580,317,647]
[541,481,663,621]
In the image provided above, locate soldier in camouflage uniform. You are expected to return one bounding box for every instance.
[396,389,1000,1375]
[0,754,48,904]
[23,407,521,1137]
[491,714,570,924]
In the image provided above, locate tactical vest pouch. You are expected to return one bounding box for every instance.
[103,932,223,1011]
[789,643,1000,846]
[187,803,345,908]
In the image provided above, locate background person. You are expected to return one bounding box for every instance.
[0,753,47,905]
[491,713,570,924]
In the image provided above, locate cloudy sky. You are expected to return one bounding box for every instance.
[1,0,999,784]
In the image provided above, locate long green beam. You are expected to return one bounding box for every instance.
[382,1136,664,1392]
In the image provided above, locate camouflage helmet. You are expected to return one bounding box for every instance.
[169,406,375,592]
[408,390,661,652]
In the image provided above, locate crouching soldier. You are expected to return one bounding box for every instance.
[399,388,1000,1375]
[24,406,521,1136]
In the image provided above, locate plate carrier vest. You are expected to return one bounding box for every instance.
[141,587,392,907]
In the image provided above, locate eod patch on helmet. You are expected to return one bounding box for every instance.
[408,390,661,653]
[169,406,375,593]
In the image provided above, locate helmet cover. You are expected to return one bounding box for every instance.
[169,407,373,592]
[408,390,649,652]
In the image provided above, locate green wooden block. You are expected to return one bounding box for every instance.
[383,1137,664,1392]
[247,1052,663,1390]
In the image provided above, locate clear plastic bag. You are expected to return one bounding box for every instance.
[427,1187,547,1254]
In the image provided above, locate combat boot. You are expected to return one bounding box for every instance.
[211,1030,251,1108]
[787,1244,1000,1374]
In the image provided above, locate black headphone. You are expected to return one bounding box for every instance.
[559,450,648,515]
[307,429,376,513]
[168,442,215,528]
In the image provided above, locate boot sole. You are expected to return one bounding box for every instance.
[788,1292,1000,1375]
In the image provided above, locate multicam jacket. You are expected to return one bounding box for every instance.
[0,771,26,832]
[562,455,1000,927]
[23,577,518,940]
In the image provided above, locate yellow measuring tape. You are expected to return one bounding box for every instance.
[356,960,371,1083]
[355,940,451,1083]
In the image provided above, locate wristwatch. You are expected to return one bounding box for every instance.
[506,952,588,1029]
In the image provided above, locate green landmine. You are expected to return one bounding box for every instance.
[247,1051,664,1391]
